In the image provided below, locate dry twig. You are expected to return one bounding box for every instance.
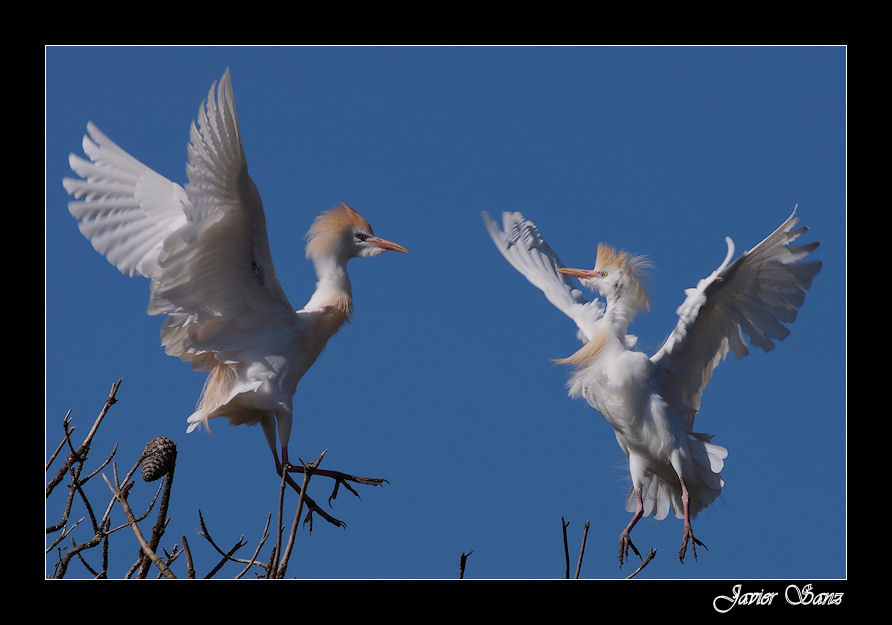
[459,551,474,579]
[275,451,326,578]
[235,515,271,579]
[624,548,657,580]
[574,521,590,579]
[102,462,176,579]
[561,517,571,579]
[47,379,122,498]
[197,509,252,578]
[182,535,196,579]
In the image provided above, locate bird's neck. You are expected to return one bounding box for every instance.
[556,296,644,369]
[602,297,640,340]
[305,255,353,318]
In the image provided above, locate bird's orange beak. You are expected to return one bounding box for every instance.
[368,236,408,254]
[558,267,597,279]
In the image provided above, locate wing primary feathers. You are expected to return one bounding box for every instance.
[482,211,604,343]
[652,207,822,427]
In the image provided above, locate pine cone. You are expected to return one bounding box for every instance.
[141,437,177,482]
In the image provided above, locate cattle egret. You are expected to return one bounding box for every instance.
[483,209,820,564]
[63,69,408,526]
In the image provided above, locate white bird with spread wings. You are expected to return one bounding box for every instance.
[63,69,408,527]
[483,209,821,565]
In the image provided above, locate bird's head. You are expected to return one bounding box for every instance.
[558,243,650,312]
[306,203,408,262]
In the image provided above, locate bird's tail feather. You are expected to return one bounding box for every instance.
[628,436,727,521]
[185,363,239,433]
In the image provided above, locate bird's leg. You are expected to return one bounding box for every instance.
[677,478,708,563]
[282,446,387,506]
[619,490,644,567]
[270,448,346,529]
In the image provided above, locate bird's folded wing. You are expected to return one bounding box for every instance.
[483,211,604,342]
[64,69,298,370]
[650,208,822,426]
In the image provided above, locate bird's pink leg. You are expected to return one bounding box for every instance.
[619,490,644,567]
[677,477,708,563]
[281,446,387,505]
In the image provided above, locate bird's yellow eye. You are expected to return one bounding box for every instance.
[355,233,367,241]
[600,271,608,278]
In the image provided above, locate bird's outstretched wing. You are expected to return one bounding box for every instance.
[650,208,822,427]
[482,211,604,342]
[63,69,297,372]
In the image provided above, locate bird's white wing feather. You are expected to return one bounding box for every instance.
[64,69,298,372]
[651,208,822,427]
[483,211,604,343]
[64,122,191,278]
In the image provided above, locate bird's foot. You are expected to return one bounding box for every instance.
[678,525,708,563]
[285,463,388,506]
[619,532,641,567]
[300,492,346,531]
[278,470,347,530]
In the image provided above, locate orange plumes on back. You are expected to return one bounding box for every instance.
[554,324,612,367]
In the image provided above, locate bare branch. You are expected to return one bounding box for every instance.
[625,548,657,580]
[459,551,474,579]
[47,379,123,498]
[46,411,74,471]
[205,538,248,579]
[561,517,571,579]
[137,467,176,579]
[46,462,82,534]
[270,462,289,573]
[197,509,253,577]
[45,517,84,554]
[69,458,100,533]
[235,515,272,579]
[182,535,196,579]
[276,451,326,578]
[81,443,118,484]
[574,521,590,579]
[102,465,176,579]
[53,531,104,578]
[74,538,100,578]
[158,544,182,578]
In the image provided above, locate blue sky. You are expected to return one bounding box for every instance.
[45,45,845,580]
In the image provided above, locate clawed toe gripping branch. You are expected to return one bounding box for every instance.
[286,459,387,507]
[274,452,388,531]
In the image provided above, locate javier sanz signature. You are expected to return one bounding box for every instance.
[713,583,844,612]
